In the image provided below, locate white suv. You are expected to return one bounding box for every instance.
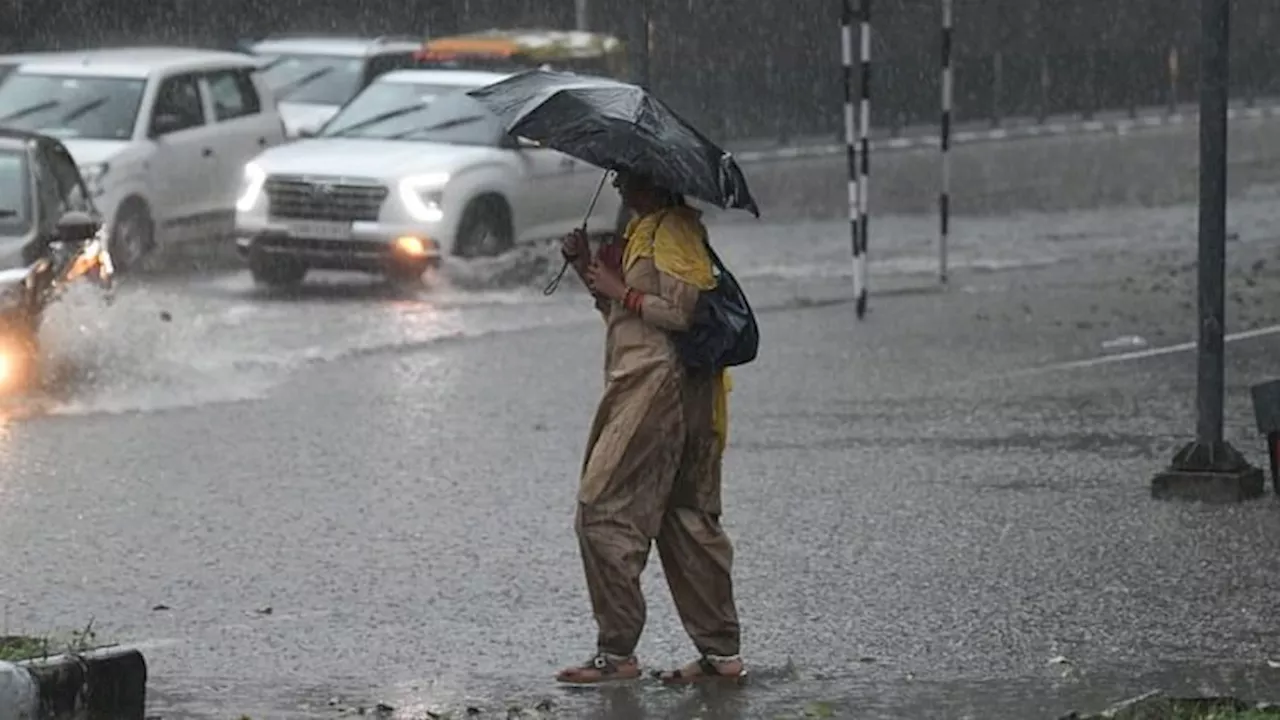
[0,47,288,271]
[234,69,624,287]
[242,35,422,137]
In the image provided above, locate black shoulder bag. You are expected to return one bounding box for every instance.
[671,235,760,370]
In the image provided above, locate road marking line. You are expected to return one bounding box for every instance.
[1008,322,1280,377]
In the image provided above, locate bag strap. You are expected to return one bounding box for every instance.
[648,208,728,276]
[702,235,727,275]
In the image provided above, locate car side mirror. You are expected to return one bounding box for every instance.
[56,210,101,243]
[149,112,186,138]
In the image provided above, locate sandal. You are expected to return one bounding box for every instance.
[555,652,642,685]
[657,654,748,685]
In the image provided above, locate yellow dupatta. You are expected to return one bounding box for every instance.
[621,206,733,449]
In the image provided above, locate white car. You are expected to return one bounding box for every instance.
[242,35,423,137]
[0,47,289,271]
[234,69,624,288]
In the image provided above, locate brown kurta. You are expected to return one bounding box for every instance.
[574,212,741,660]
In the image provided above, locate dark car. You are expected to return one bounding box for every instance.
[0,127,107,388]
[0,126,101,271]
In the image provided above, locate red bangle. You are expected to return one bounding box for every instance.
[623,288,644,314]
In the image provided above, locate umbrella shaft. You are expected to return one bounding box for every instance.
[580,171,609,232]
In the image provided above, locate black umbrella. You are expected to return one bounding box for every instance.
[466,69,760,218]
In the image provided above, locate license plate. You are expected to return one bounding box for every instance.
[288,220,352,241]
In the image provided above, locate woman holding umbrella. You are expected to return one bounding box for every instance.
[464,69,761,686]
[555,170,746,685]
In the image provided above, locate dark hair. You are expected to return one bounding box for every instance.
[619,170,685,207]
[659,188,687,208]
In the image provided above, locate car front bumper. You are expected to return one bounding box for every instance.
[235,218,442,273]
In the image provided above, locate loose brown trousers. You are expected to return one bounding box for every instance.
[574,251,741,660]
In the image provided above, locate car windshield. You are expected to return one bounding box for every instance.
[0,149,31,235]
[0,73,145,141]
[256,53,365,105]
[320,81,502,146]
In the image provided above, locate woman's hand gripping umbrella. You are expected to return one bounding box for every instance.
[465,69,761,294]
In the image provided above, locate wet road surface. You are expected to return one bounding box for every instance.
[1,176,1280,718]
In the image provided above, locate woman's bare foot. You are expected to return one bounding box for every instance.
[555,653,642,685]
[657,654,747,685]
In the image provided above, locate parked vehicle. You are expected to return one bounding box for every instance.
[0,46,289,271]
[413,28,627,79]
[234,69,623,288]
[0,128,113,391]
[239,35,422,137]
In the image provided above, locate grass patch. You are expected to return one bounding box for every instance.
[0,635,50,662]
[0,618,100,662]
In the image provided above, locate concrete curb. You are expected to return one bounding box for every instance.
[733,103,1280,164]
[0,647,147,720]
[0,661,39,719]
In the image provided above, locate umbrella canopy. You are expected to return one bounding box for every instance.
[466,70,760,218]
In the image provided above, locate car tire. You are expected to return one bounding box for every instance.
[248,252,307,288]
[453,195,514,259]
[109,199,155,274]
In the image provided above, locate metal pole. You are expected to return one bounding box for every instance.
[1034,0,1048,124]
[575,0,588,31]
[939,0,952,286]
[990,50,1003,127]
[1150,0,1261,501]
[842,0,860,315]
[855,0,871,319]
[1195,0,1230,446]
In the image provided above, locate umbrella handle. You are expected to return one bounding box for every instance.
[544,171,612,296]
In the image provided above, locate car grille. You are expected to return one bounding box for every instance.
[265,176,388,223]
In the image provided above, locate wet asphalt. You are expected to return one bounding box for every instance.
[2,122,1280,719]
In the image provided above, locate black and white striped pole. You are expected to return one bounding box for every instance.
[939,0,953,286]
[840,0,859,316]
[856,0,871,318]
[842,0,871,319]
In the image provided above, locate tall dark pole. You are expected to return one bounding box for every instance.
[1194,0,1229,446]
[1151,0,1263,502]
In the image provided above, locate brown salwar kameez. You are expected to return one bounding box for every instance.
[567,206,741,679]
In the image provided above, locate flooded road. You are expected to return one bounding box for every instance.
[16,180,1280,422]
[1,173,1280,719]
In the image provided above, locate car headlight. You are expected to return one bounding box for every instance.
[78,163,109,197]
[398,172,450,223]
[236,162,267,213]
